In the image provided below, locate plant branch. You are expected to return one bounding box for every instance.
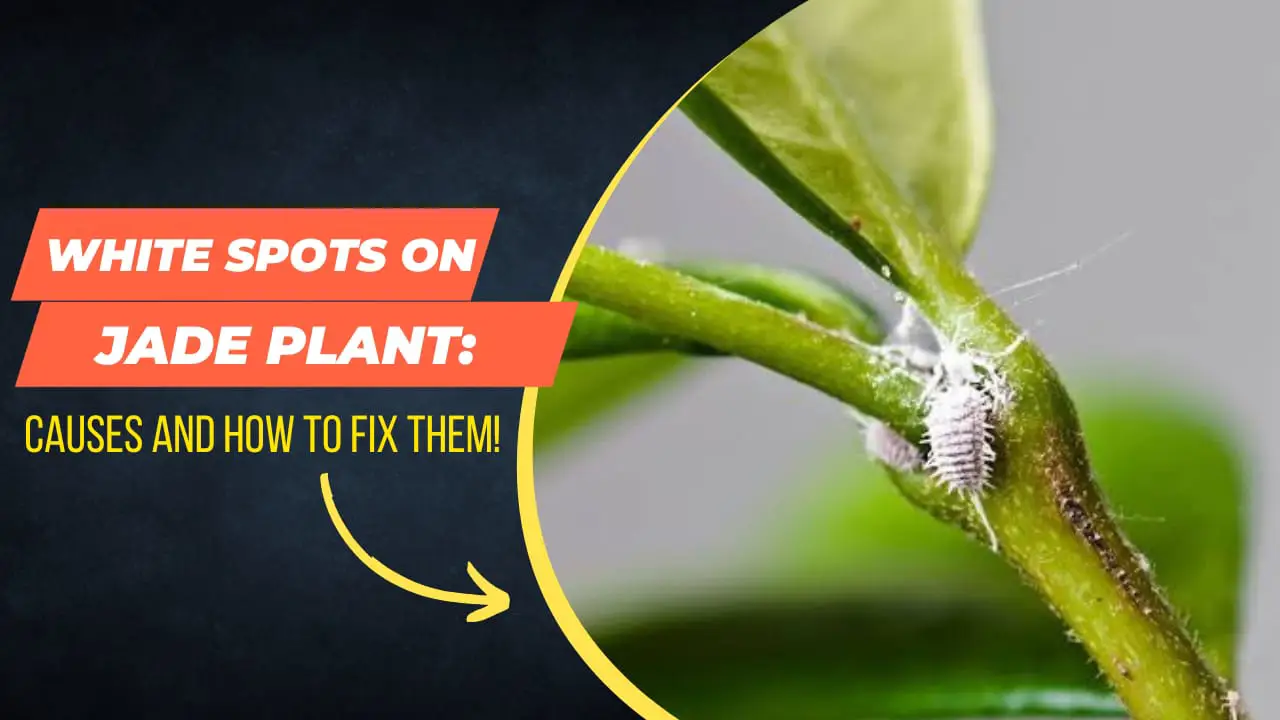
[566,245,925,438]
[854,177,1243,717]
[567,242,1243,720]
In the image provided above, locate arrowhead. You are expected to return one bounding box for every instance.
[463,562,509,623]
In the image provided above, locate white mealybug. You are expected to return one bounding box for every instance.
[922,381,999,551]
[923,382,996,493]
[880,301,1026,552]
[867,234,1135,552]
[863,418,923,473]
[846,407,922,473]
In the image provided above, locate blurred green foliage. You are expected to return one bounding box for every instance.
[535,354,688,452]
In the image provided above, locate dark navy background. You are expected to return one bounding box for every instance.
[0,2,797,717]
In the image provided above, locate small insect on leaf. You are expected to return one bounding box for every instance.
[862,419,923,474]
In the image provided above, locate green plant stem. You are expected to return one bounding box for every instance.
[563,261,885,360]
[562,302,715,359]
[568,244,1243,720]
[567,246,925,438]
[878,198,1240,718]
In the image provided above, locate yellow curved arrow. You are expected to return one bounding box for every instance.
[320,472,510,623]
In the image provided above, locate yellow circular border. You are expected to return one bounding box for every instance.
[516,67,721,719]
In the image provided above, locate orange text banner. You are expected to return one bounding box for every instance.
[16,302,576,388]
[11,208,496,301]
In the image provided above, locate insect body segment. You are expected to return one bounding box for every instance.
[922,383,995,495]
[880,302,1023,552]
[863,419,923,474]
[922,380,1000,552]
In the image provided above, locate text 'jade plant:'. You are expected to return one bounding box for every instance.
[541,1,1249,718]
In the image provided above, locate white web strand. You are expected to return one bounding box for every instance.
[988,230,1134,302]
[969,492,999,552]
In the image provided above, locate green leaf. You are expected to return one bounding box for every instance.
[679,0,993,289]
[534,354,689,452]
[786,0,993,252]
[587,382,1245,717]
[679,35,899,281]
[563,263,885,360]
[596,599,1121,719]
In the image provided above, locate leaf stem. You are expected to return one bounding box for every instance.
[566,245,924,437]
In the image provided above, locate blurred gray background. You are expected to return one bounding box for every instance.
[537,0,1278,715]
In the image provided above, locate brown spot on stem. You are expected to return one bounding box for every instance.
[1044,427,1150,610]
